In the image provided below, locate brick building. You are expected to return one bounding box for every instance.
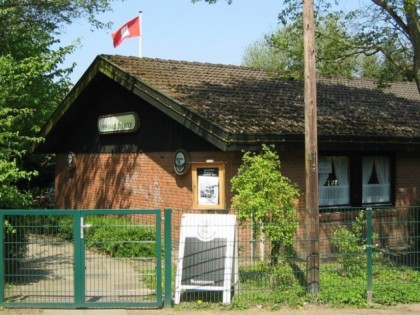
[35,55,420,254]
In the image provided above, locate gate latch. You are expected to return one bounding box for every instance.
[80,217,92,239]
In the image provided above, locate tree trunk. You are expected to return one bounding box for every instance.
[405,1,420,94]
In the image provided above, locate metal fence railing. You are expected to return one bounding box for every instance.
[172,206,420,307]
[2,207,419,308]
[1,209,171,309]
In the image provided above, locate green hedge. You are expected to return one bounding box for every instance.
[58,215,157,258]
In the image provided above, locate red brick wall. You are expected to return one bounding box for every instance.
[396,156,420,206]
[55,151,420,211]
[55,150,307,210]
[55,151,419,258]
[55,150,305,241]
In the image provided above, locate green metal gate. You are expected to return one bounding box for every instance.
[0,209,172,309]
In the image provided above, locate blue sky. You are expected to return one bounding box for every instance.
[61,0,365,83]
[61,0,283,83]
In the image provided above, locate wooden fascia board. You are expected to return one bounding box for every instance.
[224,133,303,151]
[318,134,420,145]
[98,60,233,152]
[224,133,420,151]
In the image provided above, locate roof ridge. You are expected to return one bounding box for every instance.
[99,54,420,88]
[99,54,279,77]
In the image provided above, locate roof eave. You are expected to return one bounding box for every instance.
[223,133,420,151]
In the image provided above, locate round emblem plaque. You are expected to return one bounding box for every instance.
[174,149,190,176]
[67,152,76,170]
[197,219,216,242]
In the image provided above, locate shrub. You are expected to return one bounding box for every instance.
[330,210,380,277]
[4,216,27,277]
[57,215,73,241]
[25,215,62,235]
[85,224,156,258]
[83,216,156,258]
[331,225,366,277]
[238,259,307,307]
[53,215,156,258]
[231,145,300,266]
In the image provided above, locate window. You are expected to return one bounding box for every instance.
[319,154,392,207]
[362,156,390,204]
[192,163,226,210]
[319,156,350,206]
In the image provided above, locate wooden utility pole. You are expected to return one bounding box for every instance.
[303,0,319,294]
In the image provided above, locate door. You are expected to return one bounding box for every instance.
[78,210,163,308]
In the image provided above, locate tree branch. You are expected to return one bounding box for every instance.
[371,0,409,34]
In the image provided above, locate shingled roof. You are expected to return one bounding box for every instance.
[40,54,420,151]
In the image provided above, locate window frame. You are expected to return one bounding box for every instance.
[192,162,226,210]
[318,156,350,207]
[319,153,394,210]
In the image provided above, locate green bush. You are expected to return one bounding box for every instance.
[57,215,73,241]
[231,145,300,266]
[83,216,156,258]
[53,215,156,258]
[4,216,27,277]
[24,215,64,235]
[330,210,379,277]
[239,260,272,285]
[238,259,307,307]
[239,259,299,290]
[331,225,366,277]
[85,224,155,258]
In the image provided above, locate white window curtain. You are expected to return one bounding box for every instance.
[318,157,331,187]
[318,157,331,206]
[319,156,349,206]
[333,157,349,187]
[363,156,390,203]
[362,157,374,186]
[375,156,390,185]
[332,157,349,205]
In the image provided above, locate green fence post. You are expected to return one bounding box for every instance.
[0,213,4,304]
[73,211,85,306]
[164,209,172,308]
[366,207,373,304]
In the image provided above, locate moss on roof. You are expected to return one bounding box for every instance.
[102,55,420,138]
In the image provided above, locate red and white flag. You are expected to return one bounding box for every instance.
[111,16,140,48]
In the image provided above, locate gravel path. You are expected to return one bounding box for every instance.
[4,234,154,304]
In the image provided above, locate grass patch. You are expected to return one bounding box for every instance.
[174,258,420,310]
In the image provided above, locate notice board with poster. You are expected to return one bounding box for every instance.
[174,214,238,304]
[192,163,226,210]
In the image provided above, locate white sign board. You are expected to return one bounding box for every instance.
[174,214,238,304]
[98,112,140,134]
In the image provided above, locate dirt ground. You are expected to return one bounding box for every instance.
[2,304,420,315]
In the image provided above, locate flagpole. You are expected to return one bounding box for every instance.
[139,11,142,58]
